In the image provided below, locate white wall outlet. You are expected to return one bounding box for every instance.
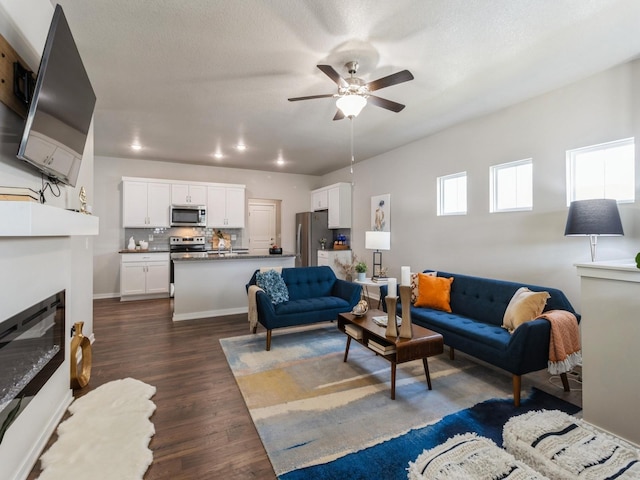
[149,234,154,241]
[231,234,237,241]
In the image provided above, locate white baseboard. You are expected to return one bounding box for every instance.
[92,292,119,300]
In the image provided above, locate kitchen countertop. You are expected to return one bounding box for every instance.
[119,248,169,253]
[172,251,295,261]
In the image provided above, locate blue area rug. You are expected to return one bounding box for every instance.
[280,388,580,480]
[220,323,580,480]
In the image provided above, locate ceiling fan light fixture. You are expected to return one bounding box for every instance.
[336,95,367,118]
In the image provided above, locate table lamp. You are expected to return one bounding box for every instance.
[365,231,390,279]
[564,198,623,261]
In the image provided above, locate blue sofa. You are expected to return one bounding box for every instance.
[382,270,580,406]
[247,266,362,351]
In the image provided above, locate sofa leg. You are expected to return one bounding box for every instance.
[449,346,455,360]
[266,330,272,351]
[560,372,570,392]
[252,325,257,334]
[513,375,521,407]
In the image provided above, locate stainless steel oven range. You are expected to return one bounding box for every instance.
[169,236,208,294]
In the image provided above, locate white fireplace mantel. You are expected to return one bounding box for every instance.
[0,201,99,236]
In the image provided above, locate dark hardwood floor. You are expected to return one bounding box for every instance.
[28,298,276,479]
[27,297,581,479]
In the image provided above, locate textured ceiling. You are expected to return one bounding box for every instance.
[55,0,640,175]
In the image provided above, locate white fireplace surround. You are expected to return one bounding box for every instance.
[0,202,98,480]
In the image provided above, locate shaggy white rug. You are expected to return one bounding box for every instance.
[37,378,156,480]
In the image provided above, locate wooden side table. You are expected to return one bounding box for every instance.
[337,310,443,399]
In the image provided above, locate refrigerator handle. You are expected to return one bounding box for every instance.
[296,223,302,257]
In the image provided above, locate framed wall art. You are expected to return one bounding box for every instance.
[371,194,390,232]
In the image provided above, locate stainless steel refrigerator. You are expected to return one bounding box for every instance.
[295,211,330,267]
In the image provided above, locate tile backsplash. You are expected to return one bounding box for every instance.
[124,227,244,250]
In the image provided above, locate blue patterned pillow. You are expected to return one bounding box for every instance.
[256,270,289,304]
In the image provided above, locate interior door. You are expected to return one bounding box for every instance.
[248,202,276,254]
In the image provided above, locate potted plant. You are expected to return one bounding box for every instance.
[355,261,367,281]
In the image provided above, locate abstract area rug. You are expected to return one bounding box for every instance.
[37,378,156,480]
[221,324,580,480]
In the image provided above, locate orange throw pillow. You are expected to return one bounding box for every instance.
[415,274,453,312]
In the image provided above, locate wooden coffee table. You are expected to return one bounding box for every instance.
[337,309,444,399]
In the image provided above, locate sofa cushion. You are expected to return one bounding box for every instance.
[411,307,511,350]
[256,269,289,304]
[415,274,453,312]
[274,296,351,315]
[502,287,550,332]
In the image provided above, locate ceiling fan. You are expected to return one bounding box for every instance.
[288,61,414,120]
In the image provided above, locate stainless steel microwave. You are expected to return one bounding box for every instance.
[170,205,206,227]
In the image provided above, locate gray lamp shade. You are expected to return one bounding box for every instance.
[564,199,624,236]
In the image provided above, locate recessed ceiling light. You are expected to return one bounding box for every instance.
[131,144,142,151]
[236,144,247,151]
[277,157,285,166]
[213,152,223,159]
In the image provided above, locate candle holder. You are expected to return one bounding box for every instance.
[399,285,413,339]
[385,296,399,338]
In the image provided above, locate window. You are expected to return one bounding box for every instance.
[566,138,635,205]
[490,159,533,212]
[437,172,467,216]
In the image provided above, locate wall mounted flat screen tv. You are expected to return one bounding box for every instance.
[17,4,96,187]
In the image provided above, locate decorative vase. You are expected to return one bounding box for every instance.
[399,285,413,338]
[385,296,398,338]
[357,272,366,281]
[70,321,92,389]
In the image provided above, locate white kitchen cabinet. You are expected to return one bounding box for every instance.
[328,183,351,228]
[311,183,351,228]
[120,252,170,299]
[318,249,352,280]
[122,180,171,227]
[171,183,207,205]
[207,185,245,228]
[311,189,329,211]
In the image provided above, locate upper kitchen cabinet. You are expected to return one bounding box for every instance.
[311,182,351,228]
[122,179,171,227]
[207,185,246,228]
[311,188,329,211]
[171,183,207,205]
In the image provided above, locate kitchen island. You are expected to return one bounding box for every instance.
[172,252,295,321]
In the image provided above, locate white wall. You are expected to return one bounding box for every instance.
[93,156,316,297]
[323,59,640,311]
[0,2,96,478]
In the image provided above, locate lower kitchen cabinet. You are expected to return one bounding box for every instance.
[120,252,170,300]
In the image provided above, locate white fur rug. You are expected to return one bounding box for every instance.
[37,378,156,480]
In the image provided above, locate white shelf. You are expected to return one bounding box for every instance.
[0,201,99,236]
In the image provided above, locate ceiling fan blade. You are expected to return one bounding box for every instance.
[333,110,345,121]
[317,64,348,88]
[367,95,406,112]
[288,93,335,102]
[366,70,414,92]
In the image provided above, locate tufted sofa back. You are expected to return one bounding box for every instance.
[434,270,579,327]
[281,266,336,300]
[247,266,338,300]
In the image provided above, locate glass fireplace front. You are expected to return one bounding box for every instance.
[0,291,65,443]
